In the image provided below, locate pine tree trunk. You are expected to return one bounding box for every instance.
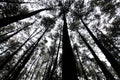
[0,21,35,43]
[24,56,40,80]
[0,1,37,4]
[3,28,48,80]
[0,8,53,27]
[34,59,44,80]
[75,47,89,80]
[29,57,41,80]
[3,40,36,80]
[96,28,120,60]
[0,28,38,70]
[90,65,101,80]
[62,12,78,80]
[79,16,120,78]
[77,30,115,80]
[49,33,61,80]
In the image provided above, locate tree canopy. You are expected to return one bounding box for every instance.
[0,0,120,80]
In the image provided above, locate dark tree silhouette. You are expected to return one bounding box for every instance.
[0,8,53,27]
[62,11,78,80]
[48,32,61,80]
[0,0,120,80]
[0,1,38,4]
[0,27,39,70]
[78,15,120,78]
[96,28,120,61]
[4,27,48,80]
[77,30,115,80]
[0,21,35,43]
[74,45,89,80]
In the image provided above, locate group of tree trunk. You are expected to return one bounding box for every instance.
[0,1,120,80]
[78,15,120,78]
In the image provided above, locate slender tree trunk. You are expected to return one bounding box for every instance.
[96,28,120,59]
[79,16,120,78]
[0,48,9,55]
[44,62,53,80]
[2,28,48,80]
[75,47,89,80]
[62,12,78,80]
[0,1,38,4]
[49,33,61,80]
[16,56,40,80]
[5,28,48,80]
[0,21,35,43]
[29,57,41,80]
[34,59,45,80]
[0,8,53,27]
[96,28,120,51]
[42,61,51,80]
[44,43,57,80]
[90,64,101,80]
[24,56,41,80]
[42,51,55,80]
[0,27,21,38]
[42,52,55,80]
[77,30,115,80]
[3,40,36,80]
[0,27,38,70]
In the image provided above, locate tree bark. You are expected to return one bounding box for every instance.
[0,8,53,27]
[49,32,61,80]
[79,16,120,78]
[77,30,115,80]
[0,1,38,4]
[75,48,89,80]
[0,28,38,70]
[0,21,35,43]
[5,28,48,80]
[62,12,78,80]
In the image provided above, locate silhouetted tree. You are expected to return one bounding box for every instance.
[62,11,78,80]
[77,30,115,80]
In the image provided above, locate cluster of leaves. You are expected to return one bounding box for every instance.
[0,0,120,80]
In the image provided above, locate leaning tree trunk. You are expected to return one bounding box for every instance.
[34,59,45,80]
[49,32,61,80]
[0,8,53,27]
[29,57,41,80]
[96,28,120,53]
[42,60,51,80]
[0,27,38,70]
[62,12,78,80]
[78,15,120,78]
[0,21,35,43]
[77,30,115,80]
[44,48,56,80]
[90,64,101,80]
[3,28,48,80]
[3,39,36,80]
[0,1,37,4]
[75,47,89,80]
[24,56,41,80]
[96,28,120,60]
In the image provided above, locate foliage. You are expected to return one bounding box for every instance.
[0,0,120,80]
